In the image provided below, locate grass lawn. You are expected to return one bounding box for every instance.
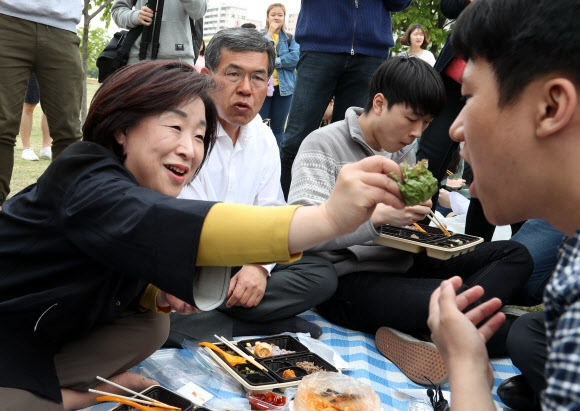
[9,78,100,198]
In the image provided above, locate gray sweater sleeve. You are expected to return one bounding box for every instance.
[180,0,207,20]
[288,129,380,252]
[111,0,141,29]
[112,0,207,29]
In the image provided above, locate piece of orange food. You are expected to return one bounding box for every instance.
[253,341,273,358]
[281,369,296,379]
[305,392,358,411]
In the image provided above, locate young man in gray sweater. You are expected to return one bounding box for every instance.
[288,55,534,386]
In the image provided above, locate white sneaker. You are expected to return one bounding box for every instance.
[21,147,39,161]
[40,147,52,160]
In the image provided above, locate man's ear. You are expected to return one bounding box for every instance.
[200,67,211,76]
[373,93,385,115]
[536,78,577,138]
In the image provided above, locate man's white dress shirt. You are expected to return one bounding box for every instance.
[180,116,285,273]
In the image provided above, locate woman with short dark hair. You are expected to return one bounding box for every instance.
[400,24,436,66]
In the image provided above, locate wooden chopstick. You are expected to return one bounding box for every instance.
[432,212,451,236]
[427,212,451,236]
[412,222,427,233]
[446,170,454,176]
[430,212,450,235]
[89,389,175,408]
[426,213,445,235]
[94,395,165,411]
[95,376,179,410]
[214,335,269,372]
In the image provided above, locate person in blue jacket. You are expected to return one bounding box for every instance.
[279,0,411,198]
[258,3,299,146]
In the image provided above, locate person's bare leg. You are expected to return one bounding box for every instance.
[39,112,53,159]
[61,371,158,411]
[41,113,52,148]
[19,102,37,148]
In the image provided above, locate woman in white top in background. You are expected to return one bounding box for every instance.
[400,24,436,66]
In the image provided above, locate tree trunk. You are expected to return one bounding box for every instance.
[80,0,115,124]
[81,0,90,124]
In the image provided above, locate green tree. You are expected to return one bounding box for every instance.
[80,0,115,122]
[391,0,455,58]
[79,27,110,80]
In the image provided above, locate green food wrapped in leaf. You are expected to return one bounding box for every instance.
[389,159,438,206]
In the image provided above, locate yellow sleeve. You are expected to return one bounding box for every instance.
[197,203,302,266]
[139,284,172,314]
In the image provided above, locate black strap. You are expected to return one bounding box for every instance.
[117,0,141,63]
[137,1,199,61]
[150,0,165,59]
[116,25,143,65]
[190,17,203,63]
[138,0,154,60]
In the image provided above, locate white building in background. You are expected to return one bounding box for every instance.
[245,18,263,30]
[204,2,248,39]
[286,13,298,35]
[203,1,300,39]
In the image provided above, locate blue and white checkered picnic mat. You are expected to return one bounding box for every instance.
[82,310,518,411]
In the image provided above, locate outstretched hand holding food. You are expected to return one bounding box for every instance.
[390,159,438,206]
[287,156,405,254]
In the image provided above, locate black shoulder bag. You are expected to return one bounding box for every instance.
[96,0,142,83]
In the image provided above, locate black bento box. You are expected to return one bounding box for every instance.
[108,385,194,411]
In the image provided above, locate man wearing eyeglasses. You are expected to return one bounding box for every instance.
[168,28,338,344]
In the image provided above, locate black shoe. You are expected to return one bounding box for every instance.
[497,375,541,411]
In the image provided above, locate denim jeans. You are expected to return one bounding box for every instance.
[511,219,566,305]
[280,51,385,198]
[259,86,293,146]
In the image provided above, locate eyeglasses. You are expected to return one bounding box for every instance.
[221,68,269,88]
